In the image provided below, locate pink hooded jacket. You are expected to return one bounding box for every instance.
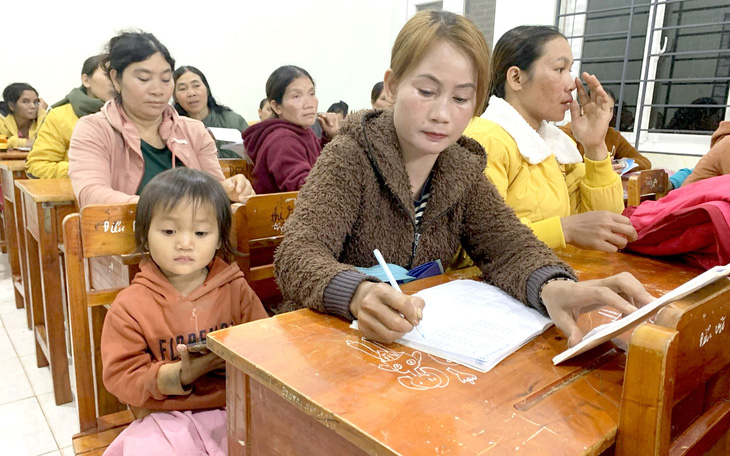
[68,100,224,207]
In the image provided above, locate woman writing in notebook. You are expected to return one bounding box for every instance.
[463,26,635,252]
[275,11,653,348]
[68,30,254,208]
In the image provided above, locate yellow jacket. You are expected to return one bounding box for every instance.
[463,100,623,248]
[0,111,46,149]
[25,103,77,178]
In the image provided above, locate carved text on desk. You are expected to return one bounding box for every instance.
[699,315,726,348]
[346,338,478,390]
[268,196,296,226]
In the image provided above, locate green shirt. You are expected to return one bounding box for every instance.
[202,109,248,159]
[137,140,185,194]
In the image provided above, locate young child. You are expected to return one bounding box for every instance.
[101,167,268,456]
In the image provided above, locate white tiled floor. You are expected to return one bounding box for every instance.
[0,254,77,455]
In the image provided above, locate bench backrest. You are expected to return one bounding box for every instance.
[63,204,139,432]
[232,192,297,311]
[627,168,669,207]
[617,277,730,455]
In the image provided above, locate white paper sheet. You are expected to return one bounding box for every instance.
[352,280,553,372]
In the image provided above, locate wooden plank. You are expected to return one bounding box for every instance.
[63,214,97,432]
[15,178,74,203]
[79,204,137,258]
[72,426,128,454]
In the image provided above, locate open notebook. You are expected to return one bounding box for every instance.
[353,279,553,372]
[553,263,730,365]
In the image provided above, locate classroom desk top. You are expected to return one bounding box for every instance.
[0,160,26,172]
[209,249,710,456]
[0,150,30,160]
[15,178,74,202]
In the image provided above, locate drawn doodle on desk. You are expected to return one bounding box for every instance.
[427,353,459,365]
[446,367,477,384]
[346,338,450,391]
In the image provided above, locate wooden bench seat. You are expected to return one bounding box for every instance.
[72,410,135,455]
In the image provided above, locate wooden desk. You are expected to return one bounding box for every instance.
[208,249,712,455]
[0,161,28,325]
[16,179,76,405]
[0,150,30,160]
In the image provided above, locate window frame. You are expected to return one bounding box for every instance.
[557,0,730,158]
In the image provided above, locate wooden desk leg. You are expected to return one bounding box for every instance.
[24,225,48,370]
[15,185,31,329]
[37,202,71,405]
[227,365,249,456]
[0,200,6,254]
[3,197,22,309]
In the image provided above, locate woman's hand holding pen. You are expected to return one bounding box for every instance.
[350,281,425,344]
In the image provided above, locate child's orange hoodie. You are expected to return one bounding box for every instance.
[101,257,267,412]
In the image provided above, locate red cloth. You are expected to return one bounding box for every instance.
[242,118,324,194]
[623,174,730,269]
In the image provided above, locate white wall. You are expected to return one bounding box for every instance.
[0,0,409,122]
[493,0,558,44]
[1,0,565,123]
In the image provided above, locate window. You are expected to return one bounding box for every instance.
[407,0,463,16]
[416,1,444,11]
[558,0,730,157]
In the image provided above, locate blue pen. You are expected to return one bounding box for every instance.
[373,249,426,339]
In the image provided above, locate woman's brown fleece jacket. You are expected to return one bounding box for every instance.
[274,109,575,319]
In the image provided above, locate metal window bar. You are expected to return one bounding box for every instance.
[649,49,730,58]
[559,0,730,143]
[655,20,730,32]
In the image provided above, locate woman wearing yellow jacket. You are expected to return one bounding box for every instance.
[464,26,636,252]
[0,83,46,149]
[25,55,116,179]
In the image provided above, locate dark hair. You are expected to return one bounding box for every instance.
[81,54,106,77]
[265,65,314,118]
[135,168,235,261]
[327,101,348,116]
[259,98,268,109]
[490,25,565,98]
[0,83,38,116]
[172,66,231,117]
[666,97,723,132]
[371,82,384,103]
[101,30,175,100]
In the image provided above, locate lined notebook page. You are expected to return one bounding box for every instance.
[398,280,552,372]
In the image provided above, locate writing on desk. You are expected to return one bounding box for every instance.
[95,220,135,233]
[346,338,477,390]
[699,315,726,348]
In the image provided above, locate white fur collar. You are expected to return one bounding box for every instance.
[482,96,582,165]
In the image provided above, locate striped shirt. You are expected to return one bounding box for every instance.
[414,176,432,226]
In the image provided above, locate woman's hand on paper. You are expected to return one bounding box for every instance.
[541,272,655,347]
[222,174,255,202]
[350,281,425,344]
[561,211,637,252]
[570,72,613,160]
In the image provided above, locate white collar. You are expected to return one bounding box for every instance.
[482,96,582,165]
